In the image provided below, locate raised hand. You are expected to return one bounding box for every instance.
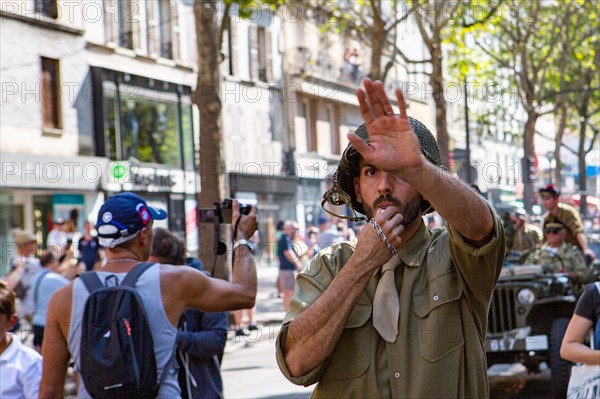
[349,78,424,177]
[233,199,258,240]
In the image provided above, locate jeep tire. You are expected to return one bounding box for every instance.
[549,318,571,398]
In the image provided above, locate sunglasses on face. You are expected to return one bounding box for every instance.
[545,228,562,234]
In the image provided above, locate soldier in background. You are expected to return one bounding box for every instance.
[525,220,588,290]
[539,184,595,264]
[507,209,543,263]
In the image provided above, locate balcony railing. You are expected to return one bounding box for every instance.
[295,46,366,86]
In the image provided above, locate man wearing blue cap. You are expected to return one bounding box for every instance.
[40,192,258,398]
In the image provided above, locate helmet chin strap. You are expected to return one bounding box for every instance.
[321,189,433,226]
[320,197,367,223]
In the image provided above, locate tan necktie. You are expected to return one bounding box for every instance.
[373,255,401,343]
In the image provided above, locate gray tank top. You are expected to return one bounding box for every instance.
[67,264,180,398]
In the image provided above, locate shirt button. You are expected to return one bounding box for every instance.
[394,372,400,379]
[433,295,440,301]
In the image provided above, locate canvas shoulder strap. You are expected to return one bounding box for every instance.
[33,270,51,309]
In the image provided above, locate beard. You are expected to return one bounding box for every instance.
[362,194,422,227]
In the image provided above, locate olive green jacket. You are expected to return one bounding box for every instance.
[276,210,505,398]
[526,242,588,281]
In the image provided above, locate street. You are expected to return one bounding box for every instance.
[221,330,551,399]
[222,326,313,399]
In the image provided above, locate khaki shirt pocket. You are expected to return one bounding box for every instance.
[413,270,465,362]
[320,301,372,382]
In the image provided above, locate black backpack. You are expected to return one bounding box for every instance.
[78,262,163,399]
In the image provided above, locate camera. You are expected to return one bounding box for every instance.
[199,198,251,224]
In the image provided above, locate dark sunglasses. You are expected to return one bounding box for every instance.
[545,228,562,234]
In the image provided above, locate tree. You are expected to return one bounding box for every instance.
[193,0,280,277]
[553,1,600,216]
[474,0,580,212]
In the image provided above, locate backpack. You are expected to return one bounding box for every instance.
[78,262,164,399]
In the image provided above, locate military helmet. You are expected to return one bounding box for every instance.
[322,117,444,220]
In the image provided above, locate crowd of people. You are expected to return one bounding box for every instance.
[0,78,598,398]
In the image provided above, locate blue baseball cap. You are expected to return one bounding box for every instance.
[96,192,167,246]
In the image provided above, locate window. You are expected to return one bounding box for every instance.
[35,0,58,19]
[301,100,317,152]
[249,26,270,81]
[257,27,267,81]
[328,106,340,155]
[158,0,173,58]
[101,77,194,169]
[118,0,134,49]
[41,57,61,130]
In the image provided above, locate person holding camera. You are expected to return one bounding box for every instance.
[276,79,505,398]
[40,192,258,398]
[149,227,228,399]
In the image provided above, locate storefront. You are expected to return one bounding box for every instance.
[101,162,200,253]
[0,153,107,274]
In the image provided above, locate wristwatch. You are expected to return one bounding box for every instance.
[234,239,257,256]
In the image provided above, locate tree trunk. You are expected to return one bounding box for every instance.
[523,111,538,213]
[193,1,227,279]
[577,100,589,218]
[554,101,567,188]
[430,36,449,168]
[369,2,385,81]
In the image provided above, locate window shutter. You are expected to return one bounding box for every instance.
[146,1,157,56]
[230,20,238,76]
[104,0,117,44]
[171,0,180,61]
[41,58,61,130]
[265,29,273,82]
[249,24,259,80]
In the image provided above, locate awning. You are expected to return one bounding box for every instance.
[566,194,600,209]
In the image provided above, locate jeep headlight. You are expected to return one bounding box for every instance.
[517,288,535,305]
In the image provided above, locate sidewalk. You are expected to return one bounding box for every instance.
[254,263,287,326]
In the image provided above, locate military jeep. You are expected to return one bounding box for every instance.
[485,264,576,397]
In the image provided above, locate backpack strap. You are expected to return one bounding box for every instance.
[33,270,51,310]
[121,262,156,287]
[78,271,105,294]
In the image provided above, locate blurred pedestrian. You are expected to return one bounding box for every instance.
[0,281,42,399]
[30,251,69,353]
[305,227,320,260]
[276,79,504,398]
[539,184,595,263]
[148,227,228,399]
[46,218,67,253]
[78,221,102,272]
[507,208,543,263]
[40,193,258,398]
[3,230,41,321]
[278,221,303,311]
[317,215,340,249]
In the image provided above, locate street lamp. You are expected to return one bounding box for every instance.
[546,151,555,185]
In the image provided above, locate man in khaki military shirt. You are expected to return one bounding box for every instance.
[507,209,542,263]
[539,184,594,263]
[526,220,588,285]
[276,79,505,398]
